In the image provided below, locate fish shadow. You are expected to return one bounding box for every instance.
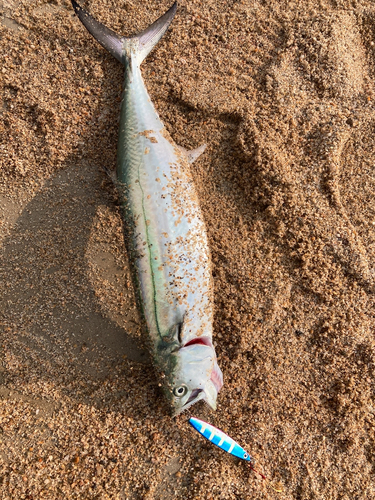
[0,160,151,405]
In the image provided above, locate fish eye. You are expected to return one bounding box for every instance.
[173,385,188,398]
[243,452,249,459]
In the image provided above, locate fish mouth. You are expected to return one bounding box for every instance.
[186,388,203,405]
[173,389,205,416]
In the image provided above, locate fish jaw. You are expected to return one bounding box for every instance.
[165,343,223,416]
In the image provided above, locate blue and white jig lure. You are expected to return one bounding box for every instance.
[189,417,252,462]
[188,416,285,491]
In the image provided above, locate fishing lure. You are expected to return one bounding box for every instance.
[189,416,253,461]
[189,417,283,492]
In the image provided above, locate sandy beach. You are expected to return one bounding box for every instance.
[1,0,375,498]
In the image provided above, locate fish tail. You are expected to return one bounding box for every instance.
[71,1,177,66]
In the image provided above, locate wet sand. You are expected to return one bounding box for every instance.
[1,0,375,498]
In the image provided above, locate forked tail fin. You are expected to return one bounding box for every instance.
[71,0,177,65]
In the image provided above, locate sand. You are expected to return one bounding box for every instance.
[1,0,375,498]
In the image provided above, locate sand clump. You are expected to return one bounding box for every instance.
[1,0,375,498]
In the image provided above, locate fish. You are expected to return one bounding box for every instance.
[189,417,252,461]
[71,1,223,415]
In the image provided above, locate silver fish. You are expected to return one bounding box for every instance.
[71,1,223,414]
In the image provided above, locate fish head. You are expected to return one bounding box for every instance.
[165,338,223,415]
